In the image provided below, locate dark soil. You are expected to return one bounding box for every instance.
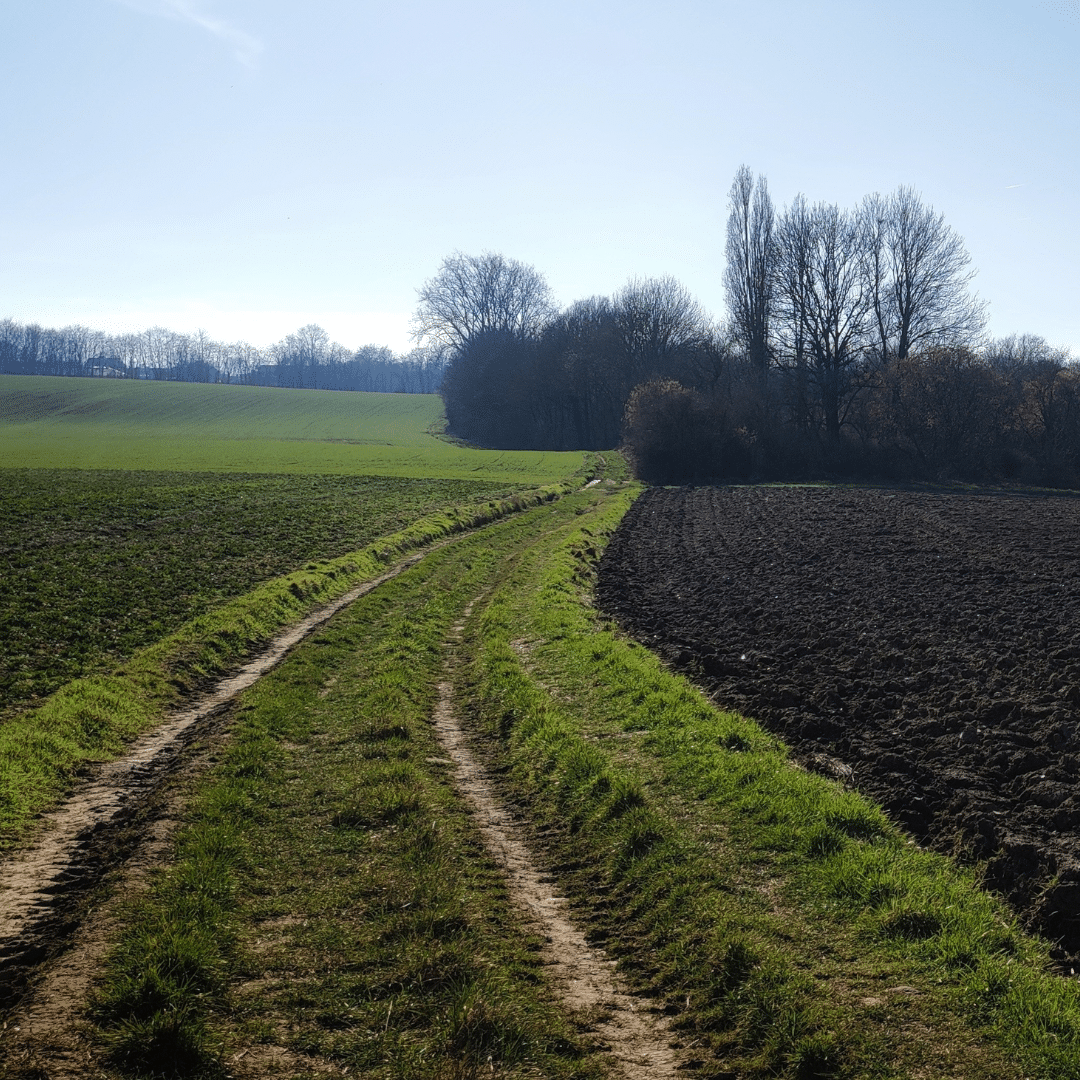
[595,485,1080,960]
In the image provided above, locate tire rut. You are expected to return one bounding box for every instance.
[0,546,435,1013]
[0,762,198,1077]
[433,599,685,1080]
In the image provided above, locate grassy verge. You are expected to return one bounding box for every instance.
[0,470,516,718]
[0,467,603,850]
[466,486,1080,1079]
[89,500,611,1079]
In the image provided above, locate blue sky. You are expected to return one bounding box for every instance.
[1,0,1077,354]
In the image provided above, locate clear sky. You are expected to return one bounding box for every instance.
[1,0,1077,355]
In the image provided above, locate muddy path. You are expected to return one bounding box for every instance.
[435,600,685,1079]
[0,737,217,1079]
[0,545,438,1012]
[596,485,1080,960]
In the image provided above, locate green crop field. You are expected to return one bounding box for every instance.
[0,376,590,724]
[0,375,584,481]
[0,470,517,722]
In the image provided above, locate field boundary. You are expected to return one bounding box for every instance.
[465,487,1080,1078]
[0,468,601,853]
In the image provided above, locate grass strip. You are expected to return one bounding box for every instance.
[0,470,516,717]
[90,499,612,1079]
[467,486,1080,1079]
[0,459,609,850]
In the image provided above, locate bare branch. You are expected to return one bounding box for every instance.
[412,251,553,350]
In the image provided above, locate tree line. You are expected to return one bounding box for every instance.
[416,253,720,450]
[0,319,447,394]
[419,174,1078,486]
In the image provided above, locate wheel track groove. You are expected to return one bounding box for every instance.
[0,543,440,1011]
[433,598,685,1080]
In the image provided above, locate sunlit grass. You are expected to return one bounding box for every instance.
[0,482,573,850]
[0,375,585,481]
[0,469,514,719]
[466,486,1080,1079]
[91,500,608,1078]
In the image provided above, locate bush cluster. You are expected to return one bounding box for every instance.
[623,336,1080,486]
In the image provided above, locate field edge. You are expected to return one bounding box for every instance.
[0,467,603,852]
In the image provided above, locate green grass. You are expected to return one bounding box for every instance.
[89,501,611,1079]
[0,380,598,848]
[0,468,512,720]
[0,480,578,850]
[70,483,1080,1078]
[0,375,585,481]
[465,486,1080,1079]
[13,412,1073,1079]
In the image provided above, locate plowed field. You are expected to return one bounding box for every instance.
[596,486,1080,958]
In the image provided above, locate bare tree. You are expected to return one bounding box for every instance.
[860,191,892,365]
[613,275,707,380]
[412,251,553,350]
[533,296,625,448]
[985,333,1058,375]
[191,328,220,382]
[860,186,986,362]
[219,340,261,384]
[724,165,776,381]
[273,324,329,388]
[774,197,874,442]
[141,326,174,379]
[109,333,143,377]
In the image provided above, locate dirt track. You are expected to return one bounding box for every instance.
[436,601,683,1079]
[596,485,1080,958]
[2,500,684,1079]
[0,552,434,1012]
